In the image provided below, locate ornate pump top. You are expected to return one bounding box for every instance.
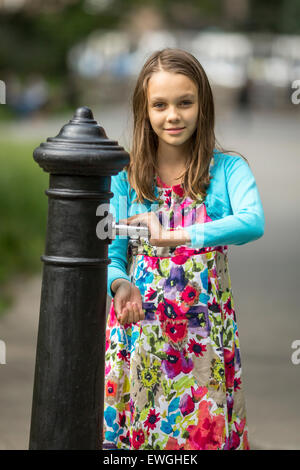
[33,106,129,176]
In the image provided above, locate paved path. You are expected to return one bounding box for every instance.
[0,274,41,450]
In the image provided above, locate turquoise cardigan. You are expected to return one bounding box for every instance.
[106,151,265,297]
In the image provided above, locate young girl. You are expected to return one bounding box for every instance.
[103,48,264,450]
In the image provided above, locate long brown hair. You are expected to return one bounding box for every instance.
[125,47,248,203]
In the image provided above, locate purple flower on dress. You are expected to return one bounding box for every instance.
[164,266,188,294]
[234,345,241,369]
[162,344,193,379]
[226,394,233,422]
[186,304,210,337]
[142,302,157,321]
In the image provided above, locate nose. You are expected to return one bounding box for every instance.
[166,106,180,123]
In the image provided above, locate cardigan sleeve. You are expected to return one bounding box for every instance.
[184,156,265,248]
[107,171,131,298]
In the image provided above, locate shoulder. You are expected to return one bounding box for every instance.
[212,150,250,178]
[213,149,247,167]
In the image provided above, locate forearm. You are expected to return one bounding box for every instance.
[156,229,191,247]
[184,212,265,248]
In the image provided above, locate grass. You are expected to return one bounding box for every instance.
[0,139,48,315]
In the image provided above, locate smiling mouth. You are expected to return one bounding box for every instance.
[165,127,185,130]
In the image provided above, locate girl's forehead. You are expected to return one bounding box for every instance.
[147,72,197,100]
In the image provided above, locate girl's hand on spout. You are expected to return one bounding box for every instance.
[120,212,191,248]
[120,212,167,246]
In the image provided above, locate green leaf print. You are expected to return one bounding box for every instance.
[215,407,225,415]
[185,270,195,281]
[140,407,149,421]
[184,258,193,272]
[193,259,205,272]
[173,375,195,393]
[166,391,176,402]
[221,291,230,303]
[123,393,130,403]
[209,326,221,348]
[207,260,214,270]
[161,379,172,397]
[116,402,126,413]
[223,327,233,348]
[159,259,170,277]
[156,352,168,361]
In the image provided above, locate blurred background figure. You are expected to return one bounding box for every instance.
[8,73,49,118]
[0,0,299,450]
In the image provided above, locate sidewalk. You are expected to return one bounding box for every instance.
[0,274,41,450]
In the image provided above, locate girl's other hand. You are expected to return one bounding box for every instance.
[113,280,145,325]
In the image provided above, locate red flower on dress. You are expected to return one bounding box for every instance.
[120,430,130,446]
[188,339,207,357]
[131,429,145,449]
[157,298,185,322]
[208,297,221,314]
[185,400,226,450]
[144,256,159,271]
[224,347,235,389]
[171,254,190,265]
[234,417,246,434]
[224,296,234,317]
[106,379,117,398]
[173,185,184,197]
[164,320,188,343]
[144,409,160,431]
[165,193,172,208]
[234,377,241,391]
[174,245,193,257]
[118,411,126,428]
[181,285,199,305]
[179,393,195,416]
[165,437,185,450]
[162,345,193,379]
[108,302,118,327]
[243,430,250,449]
[145,286,157,302]
[191,385,208,402]
[117,349,130,365]
[228,430,240,449]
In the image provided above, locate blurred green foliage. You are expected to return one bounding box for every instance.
[0,0,118,79]
[0,140,48,312]
[1,0,300,81]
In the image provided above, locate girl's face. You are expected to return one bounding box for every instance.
[147,70,199,151]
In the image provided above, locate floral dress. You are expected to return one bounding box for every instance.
[103,160,250,450]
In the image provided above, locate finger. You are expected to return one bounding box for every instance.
[113,297,121,317]
[131,302,140,323]
[118,307,128,325]
[139,307,145,321]
[120,215,137,223]
[126,302,134,324]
